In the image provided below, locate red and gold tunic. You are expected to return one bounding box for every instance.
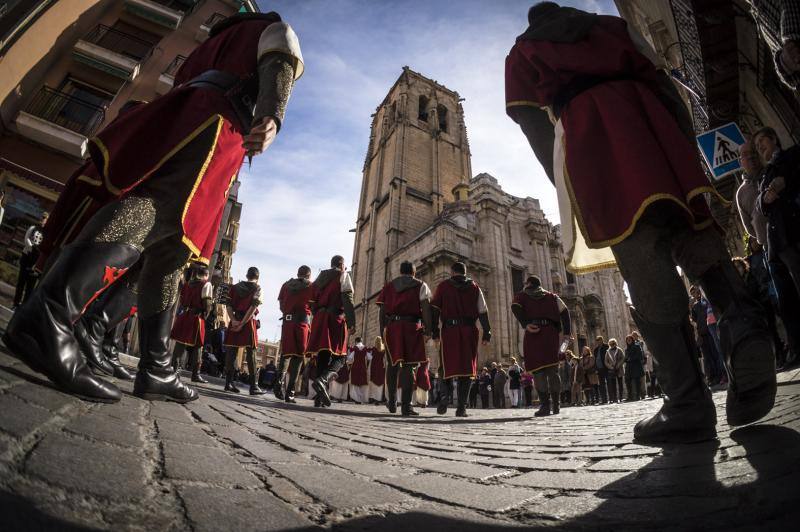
[431,278,483,379]
[349,345,369,387]
[512,290,561,373]
[224,281,260,348]
[377,278,429,366]
[87,18,282,263]
[505,14,718,273]
[278,278,312,358]
[170,280,209,347]
[415,360,431,391]
[307,269,351,356]
[368,347,386,386]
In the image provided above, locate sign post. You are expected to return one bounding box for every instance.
[696,122,746,181]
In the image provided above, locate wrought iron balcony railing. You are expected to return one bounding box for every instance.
[24,86,106,137]
[83,24,156,62]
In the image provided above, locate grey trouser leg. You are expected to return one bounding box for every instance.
[533,366,561,394]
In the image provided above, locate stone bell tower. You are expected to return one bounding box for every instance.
[350,67,472,334]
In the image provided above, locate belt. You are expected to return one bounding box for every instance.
[443,317,476,327]
[552,75,630,119]
[388,315,421,323]
[526,318,557,327]
[183,69,258,135]
[283,313,310,324]
[315,305,344,317]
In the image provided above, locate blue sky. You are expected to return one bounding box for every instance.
[235,0,618,341]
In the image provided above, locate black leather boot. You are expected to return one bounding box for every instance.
[75,279,137,378]
[133,309,198,403]
[699,262,776,426]
[437,378,452,415]
[273,355,287,400]
[534,391,551,417]
[386,362,399,413]
[631,309,716,443]
[455,378,470,417]
[3,243,139,402]
[188,347,208,383]
[101,332,135,381]
[400,365,418,416]
[312,353,342,407]
[284,357,300,403]
[551,392,560,415]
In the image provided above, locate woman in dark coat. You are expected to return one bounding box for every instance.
[478,367,492,408]
[624,335,645,401]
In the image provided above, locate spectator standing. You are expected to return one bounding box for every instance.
[690,286,725,386]
[558,359,571,405]
[508,358,522,408]
[568,351,583,406]
[521,371,534,407]
[580,346,599,404]
[12,211,48,308]
[625,335,645,401]
[493,364,508,408]
[468,375,479,408]
[478,367,491,408]
[605,338,625,403]
[594,336,609,404]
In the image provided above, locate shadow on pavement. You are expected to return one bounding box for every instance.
[1,490,101,532]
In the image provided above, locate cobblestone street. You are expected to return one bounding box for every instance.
[1,338,799,531]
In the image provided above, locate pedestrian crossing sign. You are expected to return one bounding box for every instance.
[696,122,746,180]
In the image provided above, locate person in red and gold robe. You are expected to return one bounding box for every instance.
[224,266,266,396]
[170,264,213,384]
[274,265,313,403]
[511,275,571,417]
[368,336,386,404]
[347,338,370,404]
[307,255,356,408]
[414,360,431,408]
[377,261,433,416]
[505,2,774,443]
[3,12,304,404]
[431,262,491,417]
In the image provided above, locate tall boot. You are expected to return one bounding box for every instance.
[101,328,135,381]
[133,308,198,403]
[437,378,452,415]
[246,348,266,395]
[273,355,287,399]
[386,363,399,414]
[312,352,342,407]
[3,243,139,402]
[189,347,207,383]
[74,279,137,377]
[698,262,776,426]
[400,364,418,417]
[551,392,560,415]
[534,391,551,417]
[455,378,470,417]
[631,309,716,443]
[284,357,300,403]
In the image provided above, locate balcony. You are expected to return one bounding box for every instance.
[15,87,106,158]
[123,0,201,30]
[73,25,155,81]
[196,12,226,42]
[156,54,186,95]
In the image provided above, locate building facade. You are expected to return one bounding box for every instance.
[615,0,800,254]
[0,0,254,287]
[351,68,633,371]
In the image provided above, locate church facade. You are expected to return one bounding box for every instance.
[350,67,633,370]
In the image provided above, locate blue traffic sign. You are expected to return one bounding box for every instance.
[696,122,746,180]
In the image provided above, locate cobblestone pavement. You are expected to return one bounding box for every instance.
[1,341,799,531]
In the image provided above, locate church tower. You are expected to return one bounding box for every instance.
[351,67,472,334]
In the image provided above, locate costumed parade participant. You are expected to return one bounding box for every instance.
[329,362,350,402]
[3,12,304,404]
[368,336,386,404]
[224,267,266,396]
[431,262,491,417]
[347,338,371,404]
[511,275,571,417]
[505,2,774,442]
[274,265,313,403]
[170,263,213,383]
[377,261,433,416]
[307,255,356,407]
[414,359,431,407]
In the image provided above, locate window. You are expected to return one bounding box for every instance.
[94,20,160,60]
[55,77,113,130]
[437,104,448,132]
[511,268,524,295]
[418,95,429,121]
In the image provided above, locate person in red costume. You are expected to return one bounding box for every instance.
[505,2,775,442]
[377,261,433,416]
[4,12,303,404]
[170,263,213,384]
[347,338,371,404]
[273,265,313,403]
[224,266,266,396]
